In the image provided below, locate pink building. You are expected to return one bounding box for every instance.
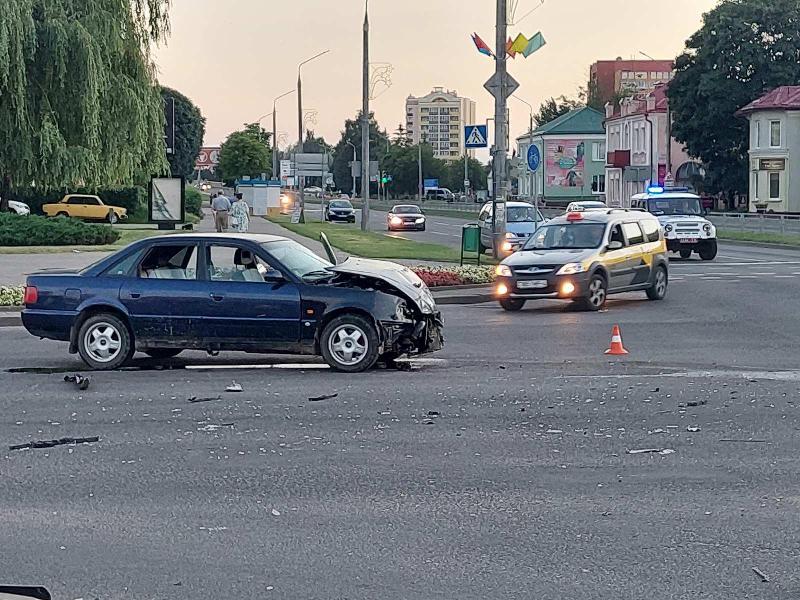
[604,85,702,207]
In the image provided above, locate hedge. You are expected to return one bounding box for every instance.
[10,186,146,215]
[0,213,120,246]
[412,265,495,287]
[0,286,24,306]
[185,187,203,217]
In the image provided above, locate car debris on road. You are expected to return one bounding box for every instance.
[9,436,99,451]
[308,392,338,402]
[64,374,91,390]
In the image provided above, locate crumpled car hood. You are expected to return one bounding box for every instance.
[330,257,437,314]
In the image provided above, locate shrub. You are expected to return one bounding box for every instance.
[0,286,23,306]
[412,265,495,287]
[185,187,203,217]
[0,213,120,246]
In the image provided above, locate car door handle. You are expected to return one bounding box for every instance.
[129,292,141,299]
[210,293,224,302]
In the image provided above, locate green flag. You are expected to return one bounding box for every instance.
[523,32,546,58]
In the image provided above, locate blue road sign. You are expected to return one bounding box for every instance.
[464,125,488,149]
[527,144,541,172]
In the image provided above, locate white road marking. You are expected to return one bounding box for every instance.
[185,363,330,370]
[774,275,795,278]
[751,272,776,276]
[428,231,460,238]
[559,369,800,382]
[672,260,800,267]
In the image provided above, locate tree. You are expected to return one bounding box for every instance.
[533,95,583,127]
[162,86,206,180]
[669,0,800,195]
[0,0,171,192]
[217,128,271,185]
[331,112,389,194]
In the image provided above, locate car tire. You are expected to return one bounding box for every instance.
[77,313,133,371]
[679,248,692,259]
[699,240,718,261]
[499,298,526,312]
[144,348,183,359]
[646,265,668,301]
[107,211,118,224]
[320,314,380,373]
[577,274,607,311]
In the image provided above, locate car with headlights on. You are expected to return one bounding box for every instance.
[494,209,668,311]
[324,199,356,223]
[387,205,426,231]
[478,201,547,254]
[21,233,444,373]
[629,187,717,260]
[566,200,607,213]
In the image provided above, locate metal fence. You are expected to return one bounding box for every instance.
[707,212,800,236]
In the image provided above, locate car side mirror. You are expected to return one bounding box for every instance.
[606,240,624,251]
[263,268,284,282]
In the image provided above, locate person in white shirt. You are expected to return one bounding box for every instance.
[211,193,231,232]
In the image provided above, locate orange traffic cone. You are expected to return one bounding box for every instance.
[605,325,629,355]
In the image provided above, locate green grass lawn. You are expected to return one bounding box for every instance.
[267,215,473,262]
[718,229,800,247]
[0,227,181,254]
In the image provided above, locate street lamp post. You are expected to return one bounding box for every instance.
[296,49,330,222]
[272,89,295,183]
[346,140,357,197]
[361,0,370,231]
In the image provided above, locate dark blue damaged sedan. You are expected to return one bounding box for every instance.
[21,233,444,373]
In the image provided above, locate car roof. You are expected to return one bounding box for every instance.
[546,209,659,225]
[139,233,288,244]
[631,192,701,200]
[483,201,536,208]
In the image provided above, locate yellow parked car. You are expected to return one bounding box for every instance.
[42,194,128,224]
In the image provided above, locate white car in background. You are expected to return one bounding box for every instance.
[8,200,30,215]
[566,200,607,213]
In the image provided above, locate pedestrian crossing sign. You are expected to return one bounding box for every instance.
[465,125,488,148]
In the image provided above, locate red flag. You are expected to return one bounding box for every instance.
[471,33,494,58]
[506,37,517,59]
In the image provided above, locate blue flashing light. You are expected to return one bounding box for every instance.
[647,186,665,194]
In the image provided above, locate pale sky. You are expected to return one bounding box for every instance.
[153,0,719,152]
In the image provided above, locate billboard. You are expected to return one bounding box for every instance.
[195,147,221,170]
[149,177,185,224]
[545,140,585,188]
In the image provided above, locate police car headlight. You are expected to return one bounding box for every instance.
[664,224,673,233]
[495,264,512,277]
[415,217,425,224]
[556,263,586,275]
[703,223,712,233]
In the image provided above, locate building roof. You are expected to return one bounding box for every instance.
[736,86,800,115]
[605,85,669,121]
[528,107,606,137]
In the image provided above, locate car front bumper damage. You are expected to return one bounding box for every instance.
[379,311,444,357]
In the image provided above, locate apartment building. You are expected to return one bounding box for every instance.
[589,59,674,105]
[405,87,477,160]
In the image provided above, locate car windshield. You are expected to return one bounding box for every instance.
[393,205,421,214]
[507,205,544,223]
[523,223,607,250]
[329,201,351,209]
[262,240,333,279]
[647,196,703,216]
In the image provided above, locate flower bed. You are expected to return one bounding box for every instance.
[0,286,24,306]
[412,265,495,288]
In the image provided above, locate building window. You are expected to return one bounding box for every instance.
[769,172,780,199]
[592,142,606,161]
[755,121,760,148]
[591,175,606,194]
[754,172,759,200]
[770,121,781,147]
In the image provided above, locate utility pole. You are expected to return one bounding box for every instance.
[417,134,424,202]
[491,0,509,259]
[361,0,370,231]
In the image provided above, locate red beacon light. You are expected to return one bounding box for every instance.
[566,211,584,222]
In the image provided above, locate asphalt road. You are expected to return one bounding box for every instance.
[2,256,800,599]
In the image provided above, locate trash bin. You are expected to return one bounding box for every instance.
[461,223,481,265]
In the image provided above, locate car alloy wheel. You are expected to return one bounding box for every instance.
[328,324,368,366]
[647,266,668,301]
[320,314,380,373]
[84,321,122,363]
[77,313,133,370]
[579,275,607,311]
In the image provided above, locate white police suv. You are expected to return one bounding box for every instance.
[629,187,717,260]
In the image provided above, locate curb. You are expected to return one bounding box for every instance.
[434,293,493,305]
[719,238,800,252]
[0,314,22,328]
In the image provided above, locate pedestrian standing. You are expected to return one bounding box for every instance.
[230,193,250,233]
[212,192,231,232]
